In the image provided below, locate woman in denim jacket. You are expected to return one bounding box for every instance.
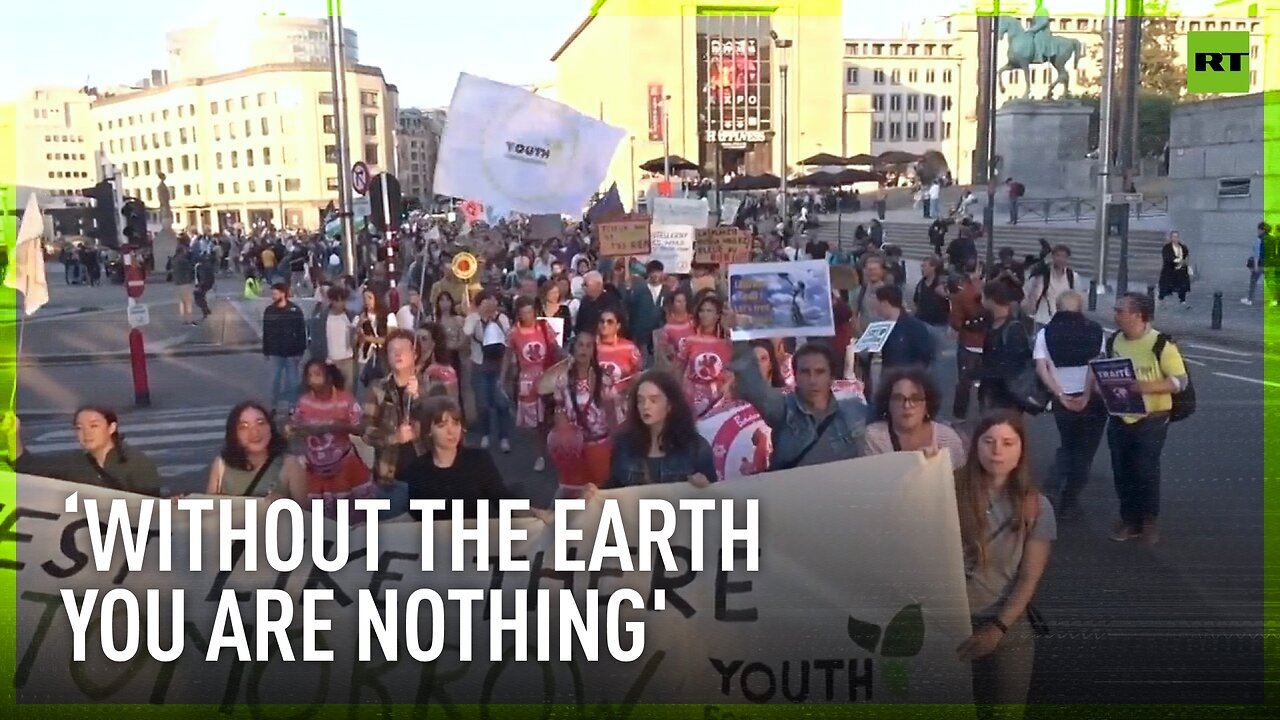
[609,370,718,487]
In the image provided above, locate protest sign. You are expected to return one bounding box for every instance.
[540,316,566,346]
[1089,358,1147,416]
[647,225,696,274]
[854,321,897,354]
[527,213,565,240]
[694,227,752,265]
[719,196,742,226]
[727,260,835,341]
[598,219,652,257]
[652,197,711,229]
[433,73,625,215]
[10,457,972,707]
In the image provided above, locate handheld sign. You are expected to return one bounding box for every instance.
[451,252,479,281]
[694,227,751,265]
[598,219,652,257]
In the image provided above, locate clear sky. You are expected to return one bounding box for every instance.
[2,0,1216,107]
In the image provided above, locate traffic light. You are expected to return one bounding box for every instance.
[121,197,149,244]
[80,181,119,248]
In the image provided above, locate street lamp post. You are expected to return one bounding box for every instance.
[327,0,356,273]
[629,135,637,211]
[1094,8,1119,294]
[276,173,284,229]
[771,31,793,226]
[982,7,1000,271]
[663,95,672,181]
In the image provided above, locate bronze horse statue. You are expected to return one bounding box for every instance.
[996,16,1083,100]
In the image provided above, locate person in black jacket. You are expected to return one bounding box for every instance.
[574,271,625,337]
[913,255,951,338]
[979,280,1032,413]
[191,253,216,325]
[262,282,309,416]
[874,285,936,371]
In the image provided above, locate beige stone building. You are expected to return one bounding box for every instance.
[166,15,359,83]
[551,0,852,208]
[11,86,99,210]
[396,108,447,205]
[91,63,399,232]
[845,11,1268,184]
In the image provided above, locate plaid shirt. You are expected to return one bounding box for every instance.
[361,374,430,483]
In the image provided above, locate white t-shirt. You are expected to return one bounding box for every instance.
[1033,328,1106,395]
[395,305,422,332]
[463,312,511,365]
[325,312,355,362]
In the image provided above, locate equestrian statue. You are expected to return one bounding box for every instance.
[996,1,1083,101]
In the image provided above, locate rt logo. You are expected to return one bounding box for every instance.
[1187,31,1251,93]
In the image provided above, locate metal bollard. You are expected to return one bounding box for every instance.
[1088,279,1098,312]
[1212,291,1223,330]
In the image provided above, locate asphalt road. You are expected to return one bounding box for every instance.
[12,291,1268,707]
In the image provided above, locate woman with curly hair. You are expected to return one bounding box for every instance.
[863,367,966,468]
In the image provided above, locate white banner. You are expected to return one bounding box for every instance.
[652,197,711,229]
[719,196,742,226]
[12,458,973,708]
[645,225,696,275]
[433,73,626,216]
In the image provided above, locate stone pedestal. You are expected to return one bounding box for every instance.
[995,101,1095,196]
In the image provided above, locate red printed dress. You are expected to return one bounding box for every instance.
[423,362,458,397]
[658,318,695,366]
[548,371,617,487]
[678,332,733,418]
[596,337,643,421]
[509,322,556,428]
[291,389,377,522]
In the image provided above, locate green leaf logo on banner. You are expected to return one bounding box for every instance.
[846,603,926,699]
[880,603,926,658]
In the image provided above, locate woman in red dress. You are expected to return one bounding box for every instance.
[504,297,560,472]
[548,330,617,490]
[655,289,695,369]
[595,308,643,422]
[678,293,733,418]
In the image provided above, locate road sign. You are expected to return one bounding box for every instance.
[1104,192,1143,204]
[126,302,150,328]
[369,173,402,233]
[125,265,145,299]
[352,196,372,219]
[352,162,370,196]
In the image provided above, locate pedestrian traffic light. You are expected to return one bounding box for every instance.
[121,197,149,244]
[80,180,120,248]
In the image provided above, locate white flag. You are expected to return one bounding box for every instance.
[433,73,625,216]
[4,193,49,316]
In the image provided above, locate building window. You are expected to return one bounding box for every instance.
[231,151,238,168]
[179,128,187,144]
[229,123,237,140]
[131,161,140,176]
[214,125,221,141]
[923,121,936,140]
[364,143,378,164]
[924,95,936,112]
[224,100,233,112]
[325,145,338,163]
[906,122,918,140]
[908,69,918,83]
[1252,45,1259,59]
[942,69,952,83]
[182,155,190,170]
[319,92,334,105]
[263,147,272,165]
[257,92,268,107]
[890,95,902,111]
[360,91,378,108]
[243,119,251,137]
[873,121,885,141]
[261,117,270,136]
[926,69,936,83]
[189,104,195,116]
[130,137,137,151]
[178,105,185,118]
[873,69,886,84]
[144,188,153,202]
[247,149,254,167]
[872,94,885,111]
[890,70,900,85]
[906,94,919,112]
[941,96,953,112]
[285,178,301,192]
[166,158,174,174]
[942,122,952,140]
[194,156,199,170]
[216,152,224,169]
[163,131,171,147]
[323,115,336,133]
[889,122,902,140]
[265,179,273,192]
[109,139,117,153]
[847,67,859,85]
[327,177,340,190]
[144,160,151,175]
[363,114,378,135]
[183,184,192,195]
[210,101,218,115]
[248,180,256,192]
[233,182,240,193]
[1251,70,1258,86]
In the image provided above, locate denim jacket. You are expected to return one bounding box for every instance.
[609,433,719,487]
[730,348,868,469]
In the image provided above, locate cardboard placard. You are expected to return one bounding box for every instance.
[598,218,652,256]
[694,227,752,265]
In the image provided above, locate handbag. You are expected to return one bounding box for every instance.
[1007,360,1052,415]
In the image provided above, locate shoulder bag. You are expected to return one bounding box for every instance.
[774,411,841,471]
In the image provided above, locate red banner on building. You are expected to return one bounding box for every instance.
[648,83,664,142]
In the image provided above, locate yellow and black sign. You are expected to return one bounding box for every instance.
[451,252,479,281]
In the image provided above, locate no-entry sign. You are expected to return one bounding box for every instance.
[352,161,370,196]
[125,265,146,299]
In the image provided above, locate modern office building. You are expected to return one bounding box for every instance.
[11,87,99,210]
[166,15,359,82]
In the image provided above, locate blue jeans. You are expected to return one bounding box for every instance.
[269,355,301,411]
[470,362,512,443]
[1107,414,1170,526]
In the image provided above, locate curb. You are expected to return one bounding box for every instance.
[1083,311,1266,354]
[3,342,261,368]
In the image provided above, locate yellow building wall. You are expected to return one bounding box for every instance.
[554,0,848,207]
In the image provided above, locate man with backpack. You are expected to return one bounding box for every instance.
[1069,292,1192,545]
[1023,244,1076,332]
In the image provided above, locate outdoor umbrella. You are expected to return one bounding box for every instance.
[834,168,885,185]
[845,153,878,166]
[798,152,848,166]
[639,155,699,173]
[747,173,782,190]
[877,150,922,165]
[793,171,844,188]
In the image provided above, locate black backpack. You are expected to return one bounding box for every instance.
[1105,331,1196,423]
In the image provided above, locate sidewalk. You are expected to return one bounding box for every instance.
[1084,288,1266,352]
[817,204,1170,231]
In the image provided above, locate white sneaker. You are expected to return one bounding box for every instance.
[480,436,490,450]
[1242,298,1253,306]
[534,457,546,472]
[500,438,511,453]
